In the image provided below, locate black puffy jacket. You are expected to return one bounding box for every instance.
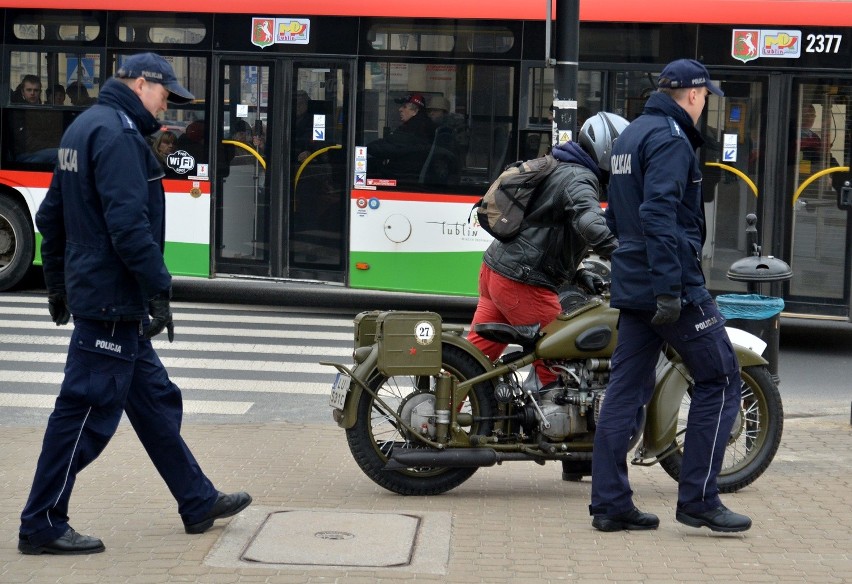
[483,141,618,291]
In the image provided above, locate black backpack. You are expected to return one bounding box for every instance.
[472,154,560,242]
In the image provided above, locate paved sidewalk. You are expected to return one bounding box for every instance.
[2,414,850,583]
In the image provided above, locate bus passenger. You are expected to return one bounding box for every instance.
[66,81,97,106]
[46,84,67,105]
[9,76,63,164]
[426,95,468,171]
[18,52,251,556]
[152,130,177,169]
[11,75,42,104]
[367,92,436,184]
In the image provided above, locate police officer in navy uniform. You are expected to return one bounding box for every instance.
[589,59,752,533]
[19,53,251,556]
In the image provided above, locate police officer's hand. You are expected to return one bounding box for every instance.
[575,268,607,295]
[145,293,175,342]
[47,292,70,326]
[651,295,681,325]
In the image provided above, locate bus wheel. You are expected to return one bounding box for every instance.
[0,194,35,292]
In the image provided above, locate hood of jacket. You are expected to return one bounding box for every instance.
[641,92,704,149]
[97,78,162,137]
[551,140,601,180]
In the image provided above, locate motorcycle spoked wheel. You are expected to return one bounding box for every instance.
[346,344,497,495]
[659,364,783,493]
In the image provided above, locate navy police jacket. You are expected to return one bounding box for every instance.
[605,92,711,311]
[36,78,171,321]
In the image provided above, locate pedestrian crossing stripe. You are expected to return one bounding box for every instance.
[0,393,252,415]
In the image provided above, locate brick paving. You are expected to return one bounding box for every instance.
[2,415,850,583]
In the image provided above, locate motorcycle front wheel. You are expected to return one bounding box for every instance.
[659,364,783,493]
[345,344,498,495]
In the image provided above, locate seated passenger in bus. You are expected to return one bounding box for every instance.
[10,75,42,105]
[152,130,177,170]
[367,93,436,184]
[426,95,468,165]
[67,81,97,106]
[46,84,67,105]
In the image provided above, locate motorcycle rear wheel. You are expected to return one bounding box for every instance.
[346,344,497,495]
[658,364,783,493]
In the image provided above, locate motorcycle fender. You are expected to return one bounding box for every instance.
[643,337,768,457]
[726,327,769,367]
[336,346,380,429]
[336,333,493,430]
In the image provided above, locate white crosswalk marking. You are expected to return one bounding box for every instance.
[0,293,361,418]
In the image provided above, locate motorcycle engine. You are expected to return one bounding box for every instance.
[524,359,609,441]
[536,388,588,440]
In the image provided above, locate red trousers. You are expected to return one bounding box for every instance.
[467,264,562,384]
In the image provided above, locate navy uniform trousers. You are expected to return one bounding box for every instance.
[590,298,741,517]
[20,317,218,546]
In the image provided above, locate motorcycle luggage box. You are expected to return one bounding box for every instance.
[376,311,442,376]
[353,310,383,348]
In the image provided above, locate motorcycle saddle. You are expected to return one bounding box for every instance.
[473,323,541,348]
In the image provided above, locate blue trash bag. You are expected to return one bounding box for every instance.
[716,294,785,320]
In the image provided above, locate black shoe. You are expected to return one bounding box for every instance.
[561,460,592,482]
[592,507,660,532]
[676,504,752,533]
[184,491,252,534]
[18,527,105,555]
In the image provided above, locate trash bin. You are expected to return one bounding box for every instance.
[717,294,785,383]
[721,215,792,384]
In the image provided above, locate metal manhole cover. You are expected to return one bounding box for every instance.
[241,510,419,567]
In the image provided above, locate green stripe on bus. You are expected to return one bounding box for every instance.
[33,236,209,278]
[349,251,482,296]
[165,242,210,277]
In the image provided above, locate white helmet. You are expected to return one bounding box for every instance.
[579,112,630,173]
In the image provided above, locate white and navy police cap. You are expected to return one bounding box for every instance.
[657,59,724,97]
[115,52,195,104]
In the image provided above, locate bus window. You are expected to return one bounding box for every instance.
[4,49,103,167]
[358,60,514,190]
[788,81,851,301]
[8,49,102,107]
[522,67,604,159]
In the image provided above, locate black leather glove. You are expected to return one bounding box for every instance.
[575,268,607,295]
[47,292,70,325]
[145,293,174,342]
[651,295,682,325]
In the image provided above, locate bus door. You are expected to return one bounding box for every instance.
[213,58,351,283]
[698,74,770,295]
[785,79,852,318]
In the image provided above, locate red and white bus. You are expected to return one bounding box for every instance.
[2,0,852,319]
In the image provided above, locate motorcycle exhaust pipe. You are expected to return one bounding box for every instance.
[385,448,499,470]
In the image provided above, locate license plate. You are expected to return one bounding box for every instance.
[329,372,351,409]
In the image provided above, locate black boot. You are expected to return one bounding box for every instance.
[561,459,592,482]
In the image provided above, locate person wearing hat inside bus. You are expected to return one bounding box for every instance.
[589,58,752,534]
[426,94,469,166]
[367,92,436,184]
[19,52,251,556]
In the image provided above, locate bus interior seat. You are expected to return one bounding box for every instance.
[419,126,459,185]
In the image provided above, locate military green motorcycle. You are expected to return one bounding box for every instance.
[323,297,783,496]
